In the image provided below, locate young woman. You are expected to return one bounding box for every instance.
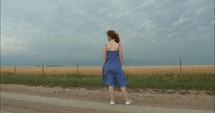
[102,30,133,105]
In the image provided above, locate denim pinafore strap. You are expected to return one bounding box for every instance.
[105,43,120,51]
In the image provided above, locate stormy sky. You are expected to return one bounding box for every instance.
[1,0,214,66]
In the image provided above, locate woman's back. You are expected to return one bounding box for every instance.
[104,40,121,66]
[106,41,120,51]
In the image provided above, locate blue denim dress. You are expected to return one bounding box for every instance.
[102,45,126,87]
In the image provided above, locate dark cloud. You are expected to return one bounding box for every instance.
[1,0,214,66]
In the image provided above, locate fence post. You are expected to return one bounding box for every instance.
[77,62,79,75]
[15,65,16,74]
[42,65,44,74]
[179,58,182,73]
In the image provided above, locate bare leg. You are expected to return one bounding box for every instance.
[109,86,115,101]
[120,87,129,101]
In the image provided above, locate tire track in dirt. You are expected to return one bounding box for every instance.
[1,92,213,113]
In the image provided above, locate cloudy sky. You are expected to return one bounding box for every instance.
[1,0,214,66]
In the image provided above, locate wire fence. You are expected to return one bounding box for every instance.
[1,65,102,75]
[1,56,214,75]
[1,62,214,75]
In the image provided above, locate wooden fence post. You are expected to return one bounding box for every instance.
[42,65,44,74]
[15,65,16,74]
[179,58,182,73]
[77,63,79,75]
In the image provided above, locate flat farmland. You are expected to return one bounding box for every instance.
[0,65,214,75]
[1,65,214,113]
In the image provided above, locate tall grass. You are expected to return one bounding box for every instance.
[126,73,214,90]
[1,73,214,91]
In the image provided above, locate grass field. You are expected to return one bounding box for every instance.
[1,73,214,91]
[1,65,214,91]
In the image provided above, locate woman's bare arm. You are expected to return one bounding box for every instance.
[103,45,107,64]
[119,46,123,66]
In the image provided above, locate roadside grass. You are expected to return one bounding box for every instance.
[1,72,214,91]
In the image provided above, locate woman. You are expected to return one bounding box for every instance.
[102,30,133,105]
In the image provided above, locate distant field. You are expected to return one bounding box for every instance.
[1,65,214,90]
[1,65,214,75]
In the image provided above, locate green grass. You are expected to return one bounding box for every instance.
[126,73,214,90]
[0,73,214,91]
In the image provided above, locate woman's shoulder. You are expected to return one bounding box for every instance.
[104,43,108,47]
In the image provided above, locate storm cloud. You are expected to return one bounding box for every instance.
[1,0,214,66]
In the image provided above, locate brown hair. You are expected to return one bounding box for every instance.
[106,30,120,43]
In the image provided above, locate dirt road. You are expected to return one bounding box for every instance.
[1,84,214,113]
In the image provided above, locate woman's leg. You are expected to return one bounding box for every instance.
[109,86,115,101]
[120,87,129,101]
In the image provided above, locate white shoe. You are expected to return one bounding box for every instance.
[125,99,133,105]
[110,100,115,105]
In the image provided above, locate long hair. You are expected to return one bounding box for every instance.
[106,30,120,43]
